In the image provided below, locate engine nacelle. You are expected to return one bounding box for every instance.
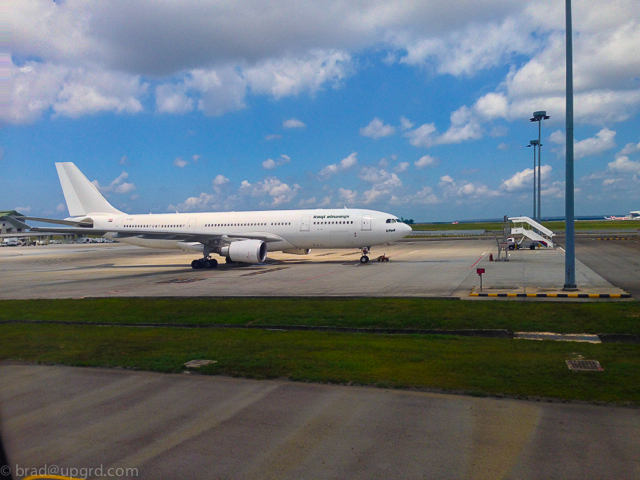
[282,248,311,255]
[220,240,268,263]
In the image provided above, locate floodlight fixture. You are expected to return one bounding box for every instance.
[530,111,549,221]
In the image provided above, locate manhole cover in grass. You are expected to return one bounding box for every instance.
[184,359,217,368]
[566,360,603,371]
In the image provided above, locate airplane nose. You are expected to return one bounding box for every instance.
[398,222,412,238]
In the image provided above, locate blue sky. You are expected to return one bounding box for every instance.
[3,0,640,222]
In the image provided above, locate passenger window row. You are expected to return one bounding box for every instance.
[202,222,291,227]
[204,223,267,227]
[313,221,354,225]
[124,224,183,228]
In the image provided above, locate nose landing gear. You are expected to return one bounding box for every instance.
[360,246,371,264]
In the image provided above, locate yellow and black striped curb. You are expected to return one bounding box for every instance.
[596,237,639,241]
[470,292,632,298]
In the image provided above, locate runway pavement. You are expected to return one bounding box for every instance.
[0,239,631,299]
[1,364,639,480]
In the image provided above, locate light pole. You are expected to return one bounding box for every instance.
[527,140,539,219]
[564,0,576,290]
[530,111,549,222]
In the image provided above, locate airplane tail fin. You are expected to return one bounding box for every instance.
[55,162,125,217]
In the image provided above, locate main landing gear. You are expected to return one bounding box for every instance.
[191,257,218,269]
[360,246,371,264]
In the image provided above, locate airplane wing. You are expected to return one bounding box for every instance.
[26,226,285,245]
[3,213,285,246]
[25,216,94,227]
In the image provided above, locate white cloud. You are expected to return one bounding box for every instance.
[439,175,455,185]
[497,143,508,151]
[399,116,414,130]
[245,50,353,98]
[265,134,282,141]
[338,188,358,206]
[391,186,441,206]
[4,61,147,124]
[550,130,566,145]
[414,155,439,169]
[603,178,622,186]
[548,128,617,160]
[56,203,66,213]
[360,117,396,139]
[192,154,201,162]
[262,154,291,170]
[262,159,277,170]
[501,165,552,192]
[212,175,229,186]
[616,141,640,157]
[395,162,409,173]
[490,126,508,137]
[356,167,403,205]
[541,181,565,199]
[361,168,401,186]
[170,192,215,212]
[115,182,136,194]
[404,123,438,148]
[398,17,536,77]
[119,155,129,165]
[10,0,640,132]
[404,106,482,148]
[437,174,500,199]
[155,83,193,114]
[340,153,358,169]
[14,206,32,214]
[474,93,509,120]
[574,128,617,160]
[283,118,307,129]
[318,152,358,179]
[189,68,248,117]
[608,156,640,175]
[91,171,136,195]
[240,177,301,206]
[173,157,188,168]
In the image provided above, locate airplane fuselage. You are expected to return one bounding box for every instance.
[92,208,410,253]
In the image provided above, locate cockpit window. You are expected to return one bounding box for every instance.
[386,219,397,223]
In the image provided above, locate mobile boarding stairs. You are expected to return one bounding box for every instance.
[508,216,555,248]
[495,216,555,261]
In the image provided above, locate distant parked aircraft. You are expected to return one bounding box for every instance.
[604,211,640,220]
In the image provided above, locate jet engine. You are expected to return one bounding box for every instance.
[220,240,268,263]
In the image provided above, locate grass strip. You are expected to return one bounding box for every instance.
[1,298,639,335]
[1,324,638,404]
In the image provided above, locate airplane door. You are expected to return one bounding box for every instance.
[361,216,372,231]
[188,217,197,232]
[300,216,310,231]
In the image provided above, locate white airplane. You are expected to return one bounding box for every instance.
[26,163,412,268]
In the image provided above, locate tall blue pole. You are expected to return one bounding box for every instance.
[533,144,537,219]
[537,121,542,222]
[564,0,576,289]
